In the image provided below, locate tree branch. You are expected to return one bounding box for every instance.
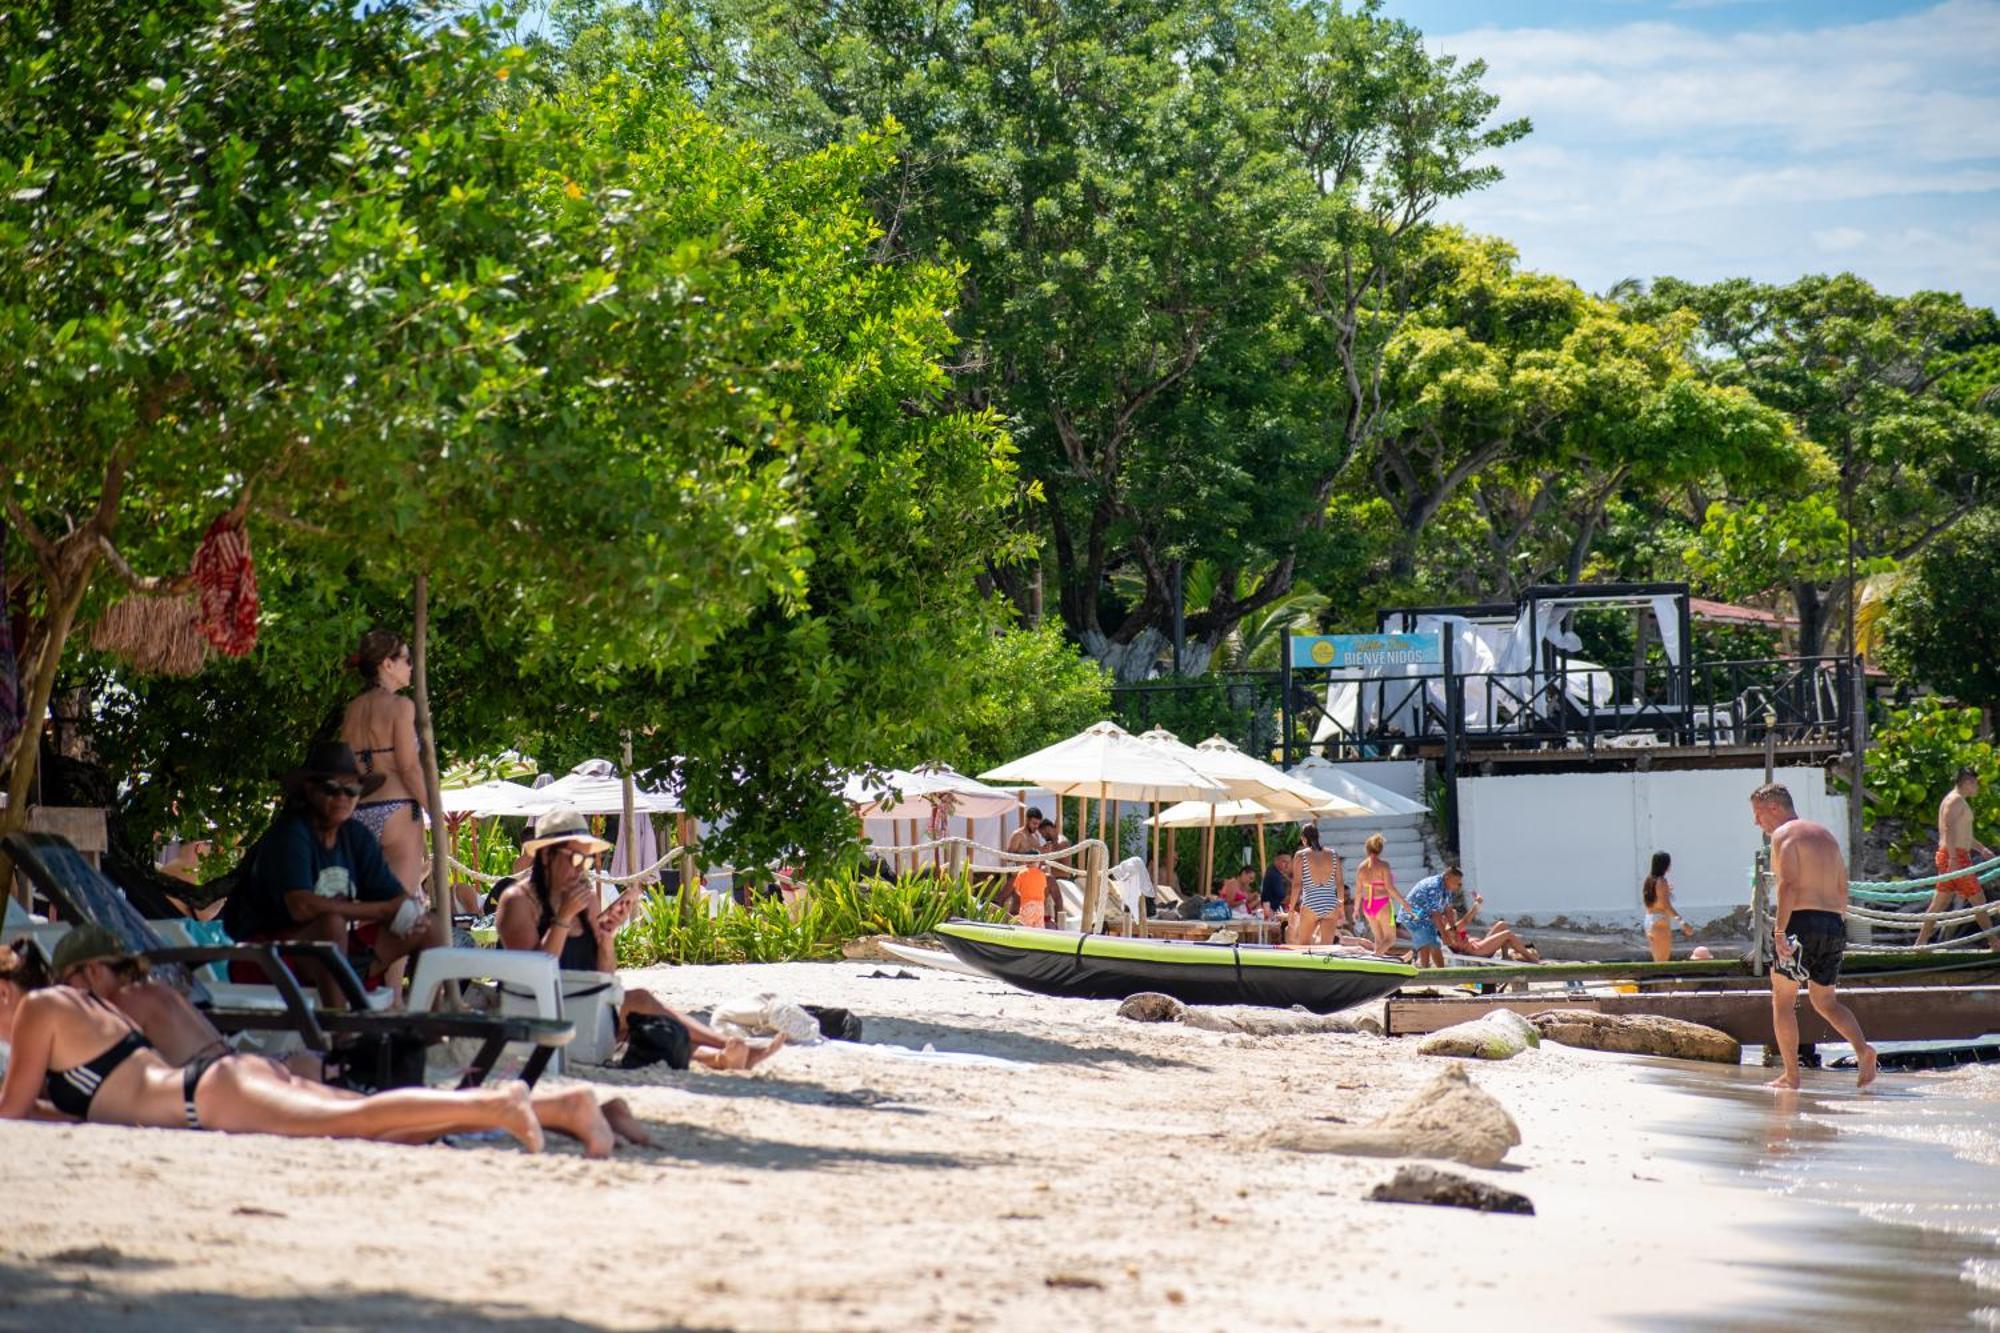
[95,535,197,597]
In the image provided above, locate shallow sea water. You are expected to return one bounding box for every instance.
[1628,1049,2000,1330]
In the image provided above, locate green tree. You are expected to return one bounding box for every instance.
[626,0,1525,680]
[1376,231,1802,597]
[1629,274,2000,656]
[7,7,1024,875]
[1879,509,2000,717]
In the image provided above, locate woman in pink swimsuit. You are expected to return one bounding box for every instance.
[1352,833,1408,956]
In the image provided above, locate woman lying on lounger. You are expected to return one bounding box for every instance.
[36,926,651,1157]
[495,809,783,1072]
[0,934,550,1148]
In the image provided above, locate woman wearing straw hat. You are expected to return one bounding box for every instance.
[45,925,652,1157]
[495,809,785,1072]
[0,929,543,1149]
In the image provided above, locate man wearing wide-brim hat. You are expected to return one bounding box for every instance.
[220,740,436,992]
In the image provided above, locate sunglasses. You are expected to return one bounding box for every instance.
[567,850,601,870]
[315,780,363,799]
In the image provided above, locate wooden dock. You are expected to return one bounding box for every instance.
[1387,983,2000,1045]
[1412,950,2000,991]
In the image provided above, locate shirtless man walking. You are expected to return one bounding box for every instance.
[1750,782,1876,1091]
[1915,767,2000,951]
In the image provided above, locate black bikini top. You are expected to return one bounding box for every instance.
[43,994,154,1121]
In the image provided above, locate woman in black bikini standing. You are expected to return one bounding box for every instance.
[340,629,431,903]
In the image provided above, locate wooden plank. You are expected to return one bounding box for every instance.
[1415,950,2000,989]
[27,806,107,855]
[1386,985,2000,1044]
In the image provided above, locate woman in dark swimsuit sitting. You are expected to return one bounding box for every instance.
[494,810,784,1072]
[0,933,543,1148]
[340,629,432,904]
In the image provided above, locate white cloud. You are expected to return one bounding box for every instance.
[1432,1,2000,303]
[1811,226,1868,253]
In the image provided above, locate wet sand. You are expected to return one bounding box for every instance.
[0,960,1992,1330]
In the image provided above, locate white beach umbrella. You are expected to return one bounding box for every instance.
[1148,792,1370,828]
[436,779,548,817]
[979,720,1228,804]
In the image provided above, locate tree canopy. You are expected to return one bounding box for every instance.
[5,2,1027,871]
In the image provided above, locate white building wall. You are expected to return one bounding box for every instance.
[1457,766,1847,927]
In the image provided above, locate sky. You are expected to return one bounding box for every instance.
[1376,0,2000,307]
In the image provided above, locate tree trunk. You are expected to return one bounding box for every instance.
[1792,582,1825,659]
[410,573,451,923]
[0,553,97,902]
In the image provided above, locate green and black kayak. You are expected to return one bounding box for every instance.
[935,921,1416,1012]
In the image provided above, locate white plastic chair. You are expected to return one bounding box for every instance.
[406,948,623,1070]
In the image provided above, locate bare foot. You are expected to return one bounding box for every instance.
[495,1081,544,1153]
[1857,1046,1878,1090]
[1765,1072,1801,1091]
[601,1096,653,1148]
[743,1033,787,1071]
[531,1086,615,1159]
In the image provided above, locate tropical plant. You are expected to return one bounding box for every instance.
[1879,509,2000,716]
[618,870,1007,965]
[1859,699,2000,861]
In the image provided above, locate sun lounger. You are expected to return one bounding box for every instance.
[4,831,573,1088]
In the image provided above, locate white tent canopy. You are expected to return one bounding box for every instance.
[440,759,681,818]
[843,764,1022,822]
[980,720,1227,803]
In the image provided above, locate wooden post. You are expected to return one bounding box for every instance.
[1167,826,1177,892]
[1256,819,1268,876]
[1203,808,1218,895]
[1149,801,1160,883]
[907,818,918,876]
[410,572,451,926]
[619,731,637,894]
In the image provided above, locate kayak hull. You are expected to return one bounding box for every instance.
[934,921,1415,1012]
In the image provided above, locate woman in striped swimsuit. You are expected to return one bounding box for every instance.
[1288,825,1346,946]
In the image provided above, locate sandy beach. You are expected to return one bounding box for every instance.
[0,958,1986,1331]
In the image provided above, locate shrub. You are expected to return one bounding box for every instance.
[618,869,1008,966]
[1860,698,2000,861]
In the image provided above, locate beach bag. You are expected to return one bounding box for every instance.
[619,1013,692,1070]
[802,1004,864,1042]
[1201,899,1233,922]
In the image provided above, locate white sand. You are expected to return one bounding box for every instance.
[0,960,1828,1330]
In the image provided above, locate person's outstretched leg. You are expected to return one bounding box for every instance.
[1913,889,1953,947]
[200,1061,542,1150]
[1768,975,1802,1090]
[1807,983,1876,1089]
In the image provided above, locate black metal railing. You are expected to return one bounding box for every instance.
[1110,655,1853,763]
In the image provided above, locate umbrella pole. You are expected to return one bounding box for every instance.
[1256,819,1268,876]
[1168,826,1177,891]
[1149,801,1159,884]
[1203,808,1217,896]
[907,819,919,877]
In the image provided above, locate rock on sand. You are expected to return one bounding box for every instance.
[1416,1009,1540,1060]
[1115,992,1358,1035]
[1368,1165,1535,1215]
[1272,1064,1521,1168]
[1529,1010,1741,1064]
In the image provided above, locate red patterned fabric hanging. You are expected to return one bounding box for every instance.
[192,512,259,657]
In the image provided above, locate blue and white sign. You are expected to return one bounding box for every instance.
[1289,632,1443,670]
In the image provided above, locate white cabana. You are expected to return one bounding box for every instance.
[847,764,1026,873]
